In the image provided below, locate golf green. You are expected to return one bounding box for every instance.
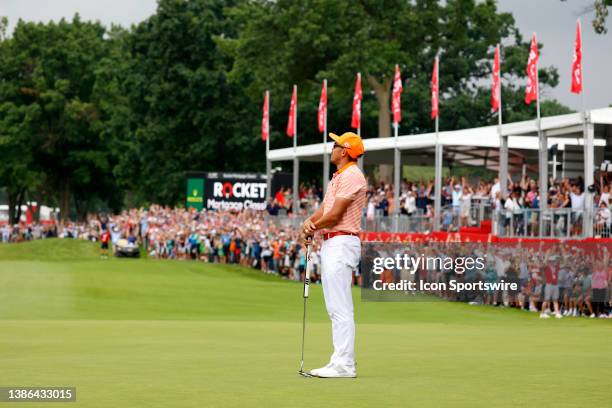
[1,239,610,407]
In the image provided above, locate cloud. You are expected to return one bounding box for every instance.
[497,0,612,110]
[3,0,157,31]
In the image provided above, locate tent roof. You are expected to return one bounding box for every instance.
[268,107,612,166]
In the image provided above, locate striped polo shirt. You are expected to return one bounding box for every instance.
[322,161,367,234]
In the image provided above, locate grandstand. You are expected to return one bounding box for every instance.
[268,108,612,239]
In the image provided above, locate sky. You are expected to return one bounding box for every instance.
[2,0,611,110]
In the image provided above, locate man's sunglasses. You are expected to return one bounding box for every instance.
[332,143,343,149]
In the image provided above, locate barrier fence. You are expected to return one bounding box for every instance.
[493,208,594,239]
[265,213,433,233]
[265,201,491,234]
[266,202,607,240]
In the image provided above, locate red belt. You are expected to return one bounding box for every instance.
[321,231,359,241]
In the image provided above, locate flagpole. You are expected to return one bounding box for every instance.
[356,72,361,138]
[576,19,593,236]
[496,101,507,239]
[576,19,587,131]
[293,85,297,153]
[392,65,401,231]
[323,79,330,193]
[498,90,506,195]
[265,90,271,201]
[393,121,400,230]
[356,72,364,170]
[433,54,442,232]
[535,37,547,235]
[497,44,508,201]
[292,84,299,215]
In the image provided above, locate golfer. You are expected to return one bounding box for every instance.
[301,131,366,378]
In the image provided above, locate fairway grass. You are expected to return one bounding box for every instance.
[1,240,611,407]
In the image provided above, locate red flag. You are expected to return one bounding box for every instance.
[286,85,297,137]
[392,65,403,124]
[571,19,583,94]
[525,33,539,105]
[492,44,501,112]
[351,73,362,129]
[431,57,439,119]
[318,81,327,133]
[262,91,269,141]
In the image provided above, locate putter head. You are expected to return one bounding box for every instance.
[298,370,314,378]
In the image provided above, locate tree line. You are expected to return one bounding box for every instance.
[0,0,576,222]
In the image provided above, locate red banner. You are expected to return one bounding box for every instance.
[360,231,612,245]
[261,91,269,141]
[571,19,583,94]
[392,64,403,124]
[351,73,362,129]
[286,86,297,137]
[318,81,327,133]
[491,45,501,112]
[431,57,439,119]
[525,33,539,105]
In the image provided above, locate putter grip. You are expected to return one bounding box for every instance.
[303,245,312,298]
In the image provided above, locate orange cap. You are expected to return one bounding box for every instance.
[329,131,365,159]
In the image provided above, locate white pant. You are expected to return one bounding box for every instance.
[320,235,361,367]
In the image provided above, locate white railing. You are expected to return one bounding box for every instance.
[265,213,434,233]
[469,198,493,227]
[265,201,492,234]
[363,214,434,233]
[264,205,602,238]
[494,208,591,238]
[593,208,612,238]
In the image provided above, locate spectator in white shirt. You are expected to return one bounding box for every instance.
[599,175,610,207]
[403,190,417,216]
[490,177,500,204]
[595,201,611,237]
[569,184,585,235]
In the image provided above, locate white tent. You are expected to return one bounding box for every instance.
[267,107,612,236]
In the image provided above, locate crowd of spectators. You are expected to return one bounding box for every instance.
[5,169,612,240]
[495,175,584,237]
[366,241,612,319]
[4,170,612,246]
[1,206,326,285]
[264,172,612,237]
[2,197,611,319]
[266,176,495,231]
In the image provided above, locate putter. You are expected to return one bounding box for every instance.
[298,240,315,378]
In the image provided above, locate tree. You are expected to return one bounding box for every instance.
[224,0,566,182]
[0,1,578,217]
[0,17,41,223]
[0,103,40,224]
[563,0,611,34]
[595,1,611,33]
[122,0,259,205]
[0,16,124,220]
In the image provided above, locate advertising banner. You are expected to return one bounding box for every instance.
[185,178,205,211]
[187,172,268,211]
